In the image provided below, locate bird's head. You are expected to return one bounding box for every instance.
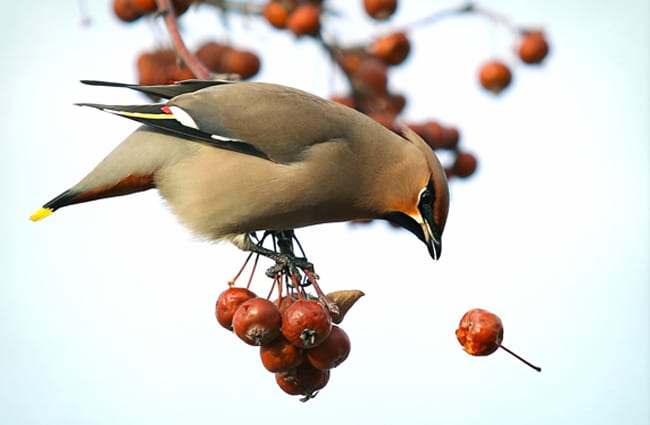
[382,126,450,260]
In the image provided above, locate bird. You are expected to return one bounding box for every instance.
[30,79,449,268]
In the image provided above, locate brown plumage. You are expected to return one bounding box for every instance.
[30,80,449,260]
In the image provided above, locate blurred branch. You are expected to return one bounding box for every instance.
[156,0,211,79]
[201,0,263,14]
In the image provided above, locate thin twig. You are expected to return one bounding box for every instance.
[156,0,211,79]
[471,3,520,33]
[398,2,476,32]
[200,0,262,14]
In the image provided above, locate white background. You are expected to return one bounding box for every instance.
[1,1,648,424]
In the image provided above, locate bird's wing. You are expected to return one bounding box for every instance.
[80,79,233,99]
[167,82,364,163]
[75,102,272,160]
[77,80,370,164]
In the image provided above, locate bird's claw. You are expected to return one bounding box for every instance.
[264,254,314,278]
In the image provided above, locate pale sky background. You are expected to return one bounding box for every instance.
[1,1,648,424]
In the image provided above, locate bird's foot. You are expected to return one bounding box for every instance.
[244,231,338,315]
[264,254,315,279]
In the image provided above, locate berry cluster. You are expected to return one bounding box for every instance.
[328,37,477,181]
[262,1,322,37]
[215,283,354,401]
[113,0,551,183]
[136,49,194,87]
[136,42,261,87]
[195,41,261,79]
[261,0,398,36]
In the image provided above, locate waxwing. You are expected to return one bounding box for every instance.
[30,80,449,261]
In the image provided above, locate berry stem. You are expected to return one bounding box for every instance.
[228,252,253,286]
[156,0,211,79]
[288,273,305,300]
[246,253,260,289]
[304,269,339,316]
[499,345,542,372]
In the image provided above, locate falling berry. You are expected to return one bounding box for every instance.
[456,308,503,355]
[456,308,541,372]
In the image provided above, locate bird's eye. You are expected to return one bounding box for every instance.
[420,189,433,205]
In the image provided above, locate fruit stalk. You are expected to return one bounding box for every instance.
[155,0,211,79]
[500,344,542,372]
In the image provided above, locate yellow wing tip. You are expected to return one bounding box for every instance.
[30,207,53,222]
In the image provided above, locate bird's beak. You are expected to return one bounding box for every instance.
[382,210,442,260]
[421,215,442,260]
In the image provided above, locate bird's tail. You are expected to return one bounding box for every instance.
[29,173,155,222]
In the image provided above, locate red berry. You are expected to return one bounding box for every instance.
[306,325,351,369]
[215,287,257,330]
[171,64,194,81]
[221,49,261,79]
[389,93,407,114]
[260,335,305,372]
[518,31,549,64]
[263,1,291,29]
[479,60,512,94]
[422,120,444,149]
[451,151,478,178]
[370,32,411,66]
[275,363,330,399]
[456,309,542,371]
[196,42,231,72]
[352,58,388,95]
[337,51,363,75]
[132,0,157,14]
[455,308,503,356]
[363,0,398,21]
[171,0,191,16]
[441,126,460,150]
[232,298,282,346]
[282,299,332,348]
[113,0,142,22]
[274,294,298,314]
[287,3,321,37]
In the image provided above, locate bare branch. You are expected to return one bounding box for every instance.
[155,0,211,79]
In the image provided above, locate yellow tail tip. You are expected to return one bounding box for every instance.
[30,207,53,222]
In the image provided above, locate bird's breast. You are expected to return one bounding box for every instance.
[154,142,374,241]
